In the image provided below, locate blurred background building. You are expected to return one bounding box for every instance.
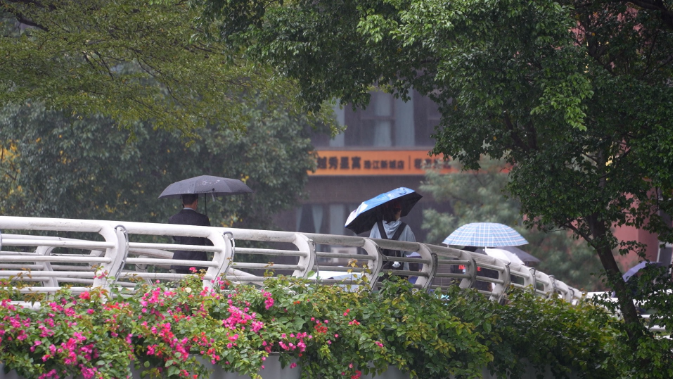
[274,90,451,245]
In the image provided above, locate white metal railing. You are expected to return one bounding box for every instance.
[0,216,582,303]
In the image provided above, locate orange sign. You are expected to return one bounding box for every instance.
[311,150,454,176]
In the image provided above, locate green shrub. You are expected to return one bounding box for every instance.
[0,276,624,379]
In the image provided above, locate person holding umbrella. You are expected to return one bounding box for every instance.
[159,175,253,274]
[168,194,211,274]
[369,200,417,271]
[345,187,422,272]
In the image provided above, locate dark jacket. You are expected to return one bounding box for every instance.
[168,208,211,272]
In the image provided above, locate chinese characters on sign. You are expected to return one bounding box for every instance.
[311,151,454,176]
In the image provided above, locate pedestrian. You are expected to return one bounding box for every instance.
[168,194,211,274]
[369,200,416,272]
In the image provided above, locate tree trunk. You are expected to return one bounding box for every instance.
[590,219,644,346]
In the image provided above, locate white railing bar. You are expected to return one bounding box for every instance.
[0,264,45,269]
[0,271,95,278]
[12,287,90,293]
[236,248,309,257]
[2,239,114,249]
[128,248,173,258]
[0,251,39,256]
[228,277,267,282]
[224,268,261,278]
[473,262,507,272]
[379,256,432,264]
[315,253,374,260]
[313,279,361,284]
[0,256,112,263]
[436,259,472,265]
[230,263,302,271]
[312,266,368,273]
[384,270,430,277]
[475,277,505,285]
[116,272,214,280]
[128,242,222,252]
[50,265,94,271]
[220,228,297,243]
[125,258,219,267]
[434,273,470,279]
[303,233,367,247]
[371,239,421,252]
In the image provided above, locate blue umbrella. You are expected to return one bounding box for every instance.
[443,222,528,247]
[345,187,422,234]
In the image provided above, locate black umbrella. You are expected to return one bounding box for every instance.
[497,246,541,266]
[159,175,253,198]
[159,175,253,215]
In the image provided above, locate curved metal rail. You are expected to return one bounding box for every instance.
[0,216,582,303]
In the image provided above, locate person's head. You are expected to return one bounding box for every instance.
[181,194,198,208]
[381,200,403,222]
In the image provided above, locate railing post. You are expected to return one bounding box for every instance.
[36,246,58,288]
[525,267,537,295]
[413,243,434,290]
[292,233,315,278]
[93,225,129,291]
[459,252,477,289]
[361,238,382,290]
[203,231,233,289]
[547,275,557,299]
[491,262,511,303]
[422,253,439,291]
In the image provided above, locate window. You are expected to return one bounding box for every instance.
[311,90,439,148]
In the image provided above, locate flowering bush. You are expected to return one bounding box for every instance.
[0,275,621,379]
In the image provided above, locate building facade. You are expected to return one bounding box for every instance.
[274,90,450,245]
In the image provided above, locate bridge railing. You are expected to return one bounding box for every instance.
[0,216,582,303]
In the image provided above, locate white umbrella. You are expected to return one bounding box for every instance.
[484,248,525,265]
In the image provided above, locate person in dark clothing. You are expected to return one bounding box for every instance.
[168,194,211,273]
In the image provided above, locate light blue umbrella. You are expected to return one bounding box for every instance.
[344,187,422,234]
[443,222,528,247]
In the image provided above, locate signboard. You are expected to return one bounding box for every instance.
[310,150,454,176]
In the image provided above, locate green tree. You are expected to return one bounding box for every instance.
[199,0,673,360]
[0,0,324,132]
[421,159,604,291]
[0,101,320,230]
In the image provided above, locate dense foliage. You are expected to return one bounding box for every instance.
[0,276,634,379]
[197,0,673,352]
[0,0,327,132]
[421,160,604,291]
[0,102,321,229]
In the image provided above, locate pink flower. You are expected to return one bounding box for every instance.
[79,292,91,300]
[86,309,94,315]
[290,363,297,369]
[334,334,339,338]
